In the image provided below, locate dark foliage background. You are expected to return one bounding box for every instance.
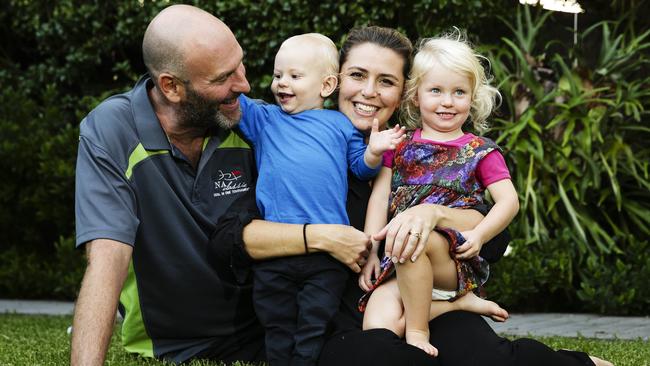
[1,0,648,314]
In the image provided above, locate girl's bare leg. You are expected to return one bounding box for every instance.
[362,279,405,336]
[396,232,454,356]
[397,232,509,356]
[428,292,508,322]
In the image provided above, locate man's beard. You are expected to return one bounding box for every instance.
[178,84,239,130]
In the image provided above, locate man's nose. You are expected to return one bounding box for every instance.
[232,63,250,93]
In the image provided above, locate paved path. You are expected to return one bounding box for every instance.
[0,299,74,315]
[486,313,650,341]
[2,299,649,340]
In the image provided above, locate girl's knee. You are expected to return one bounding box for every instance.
[363,282,404,333]
[424,232,449,257]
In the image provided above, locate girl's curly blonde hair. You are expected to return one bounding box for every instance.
[400,29,501,133]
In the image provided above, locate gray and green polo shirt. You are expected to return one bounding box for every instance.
[75,76,262,362]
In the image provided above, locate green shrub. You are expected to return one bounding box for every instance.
[0,236,84,299]
[0,0,511,299]
[486,6,650,315]
[1,0,649,313]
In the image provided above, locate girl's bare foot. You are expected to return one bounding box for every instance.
[455,292,509,322]
[589,356,614,366]
[405,329,438,356]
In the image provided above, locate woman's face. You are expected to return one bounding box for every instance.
[338,43,405,133]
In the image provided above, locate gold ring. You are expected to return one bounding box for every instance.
[409,232,421,238]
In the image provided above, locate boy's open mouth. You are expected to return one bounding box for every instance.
[277,92,295,103]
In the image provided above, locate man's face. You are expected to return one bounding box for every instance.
[180,34,250,129]
[177,81,239,130]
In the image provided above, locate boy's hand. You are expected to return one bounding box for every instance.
[368,119,406,157]
[455,229,484,260]
[358,253,381,292]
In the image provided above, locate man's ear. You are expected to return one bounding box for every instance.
[157,73,184,103]
[320,75,339,98]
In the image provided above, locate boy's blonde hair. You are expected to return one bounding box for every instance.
[400,30,501,132]
[281,33,339,77]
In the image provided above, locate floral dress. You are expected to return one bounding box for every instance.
[359,130,501,311]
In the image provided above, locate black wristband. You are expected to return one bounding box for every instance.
[303,223,310,254]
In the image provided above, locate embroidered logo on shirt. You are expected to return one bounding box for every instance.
[213,168,250,197]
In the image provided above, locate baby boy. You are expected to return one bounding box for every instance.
[237,33,404,366]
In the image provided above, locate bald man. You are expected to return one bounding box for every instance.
[71,5,370,365]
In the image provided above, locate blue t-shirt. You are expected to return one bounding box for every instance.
[238,95,379,225]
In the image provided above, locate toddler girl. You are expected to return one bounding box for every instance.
[358,32,519,356]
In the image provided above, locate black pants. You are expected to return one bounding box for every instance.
[254,254,348,366]
[174,325,266,364]
[319,311,594,366]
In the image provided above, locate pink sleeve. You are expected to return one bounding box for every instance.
[382,150,395,168]
[476,150,511,187]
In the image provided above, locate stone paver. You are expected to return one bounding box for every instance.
[2,300,649,340]
[486,313,650,340]
[0,299,74,315]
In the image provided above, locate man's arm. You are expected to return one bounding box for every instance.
[243,220,371,273]
[71,239,132,366]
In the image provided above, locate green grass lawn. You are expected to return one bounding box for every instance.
[1,314,648,366]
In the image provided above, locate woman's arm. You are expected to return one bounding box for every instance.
[243,220,372,273]
[456,179,519,260]
[376,203,485,263]
[359,167,392,290]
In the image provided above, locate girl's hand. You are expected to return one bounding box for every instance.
[373,204,440,263]
[367,119,406,157]
[455,229,485,260]
[358,253,381,292]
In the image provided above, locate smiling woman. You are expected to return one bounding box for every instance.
[319,25,612,366]
[337,29,409,132]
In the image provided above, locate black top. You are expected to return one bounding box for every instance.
[215,173,593,366]
[319,175,592,366]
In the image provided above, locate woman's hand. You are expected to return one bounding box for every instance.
[455,229,485,260]
[358,252,381,291]
[373,204,441,263]
[309,224,372,273]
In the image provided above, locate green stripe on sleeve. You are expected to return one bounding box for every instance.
[125,143,168,179]
[119,260,154,358]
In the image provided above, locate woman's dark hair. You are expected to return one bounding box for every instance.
[339,26,413,79]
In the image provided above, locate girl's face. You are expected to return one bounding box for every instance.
[338,43,405,133]
[415,61,472,141]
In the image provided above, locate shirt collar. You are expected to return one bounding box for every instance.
[131,75,173,151]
